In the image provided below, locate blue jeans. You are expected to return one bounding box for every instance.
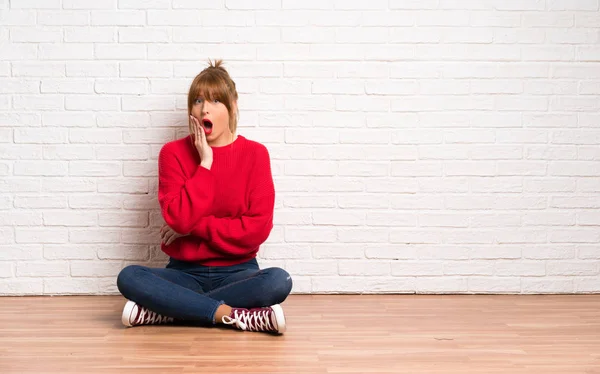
[116,257,293,325]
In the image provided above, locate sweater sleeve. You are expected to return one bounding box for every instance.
[190,145,275,256]
[157,144,215,235]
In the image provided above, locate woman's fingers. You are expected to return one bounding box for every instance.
[197,119,205,142]
[166,231,179,246]
[193,117,203,144]
[160,225,170,242]
[190,116,196,140]
[160,224,186,246]
[191,115,203,143]
[164,230,173,245]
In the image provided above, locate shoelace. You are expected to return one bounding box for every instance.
[222,309,274,332]
[136,306,172,325]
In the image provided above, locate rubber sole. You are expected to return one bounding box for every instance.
[270,304,286,334]
[121,300,136,327]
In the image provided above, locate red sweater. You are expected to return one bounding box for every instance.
[157,134,275,266]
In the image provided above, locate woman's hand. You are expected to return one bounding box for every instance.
[190,115,213,170]
[160,224,188,246]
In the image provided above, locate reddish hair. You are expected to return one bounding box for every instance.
[187,59,239,133]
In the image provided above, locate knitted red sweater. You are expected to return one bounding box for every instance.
[157,135,275,266]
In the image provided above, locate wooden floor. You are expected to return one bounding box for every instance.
[1,295,600,373]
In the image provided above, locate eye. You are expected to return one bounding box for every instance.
[213,99,220,103]
[194,98,203,104]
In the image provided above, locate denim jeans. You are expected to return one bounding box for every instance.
[116,257,293,325]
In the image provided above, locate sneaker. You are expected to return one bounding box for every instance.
[222,304,286,334]
[121,300,174,327]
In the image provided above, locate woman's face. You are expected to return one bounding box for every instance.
[190,96,236,146]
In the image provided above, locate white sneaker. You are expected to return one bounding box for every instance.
[121,300,174,327]
[222,304,286,334]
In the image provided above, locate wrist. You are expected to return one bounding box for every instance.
[200,161,212,170]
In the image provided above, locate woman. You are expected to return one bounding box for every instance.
[116,59,292,334]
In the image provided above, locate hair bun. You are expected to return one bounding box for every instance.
[208,58,226,71]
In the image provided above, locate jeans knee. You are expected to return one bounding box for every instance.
[116,264,142,296]
[267,267,293,304]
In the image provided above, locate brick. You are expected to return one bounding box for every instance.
[69,195,123,209]
[468,277,520,293]
[339,261,390,276]
[0,145,42,159]
[71,261,123,277]
[17,261,69,277]
[42,178,96,192]
[41,113,93,128]
[283,0,333,9]
[338,228,390,243]
[0,211,41,226]
[69,161,120,176]
[366,245,417,260]
[69,129,121,144]
[43,211,97,226]
[97,245,150,260]
[66,62,119,77]
[95,44,146,60]
[64,0,116,9]
[444,261,495,276]
[0,263,13,278]
[333,0,387,9]
[38,11,89,25]
[285,227,337,243]
[313,244,366,259]
[226,0,279,8]
[522,12,574,27]
[549,228,600,243]
[523,247,576,259]
[313,210,364,226]
[390,230,443,244]
[121,96,175,111]
[16,228,68,243]
[14,195,66,209]
[10,63,63,78]
[95,145,148,160]
[97,178,148,193]
[0,279,43,295]
[547,0,598,11]
[416,277,468,293]
[12,0,61,8]
[65,95,119,111]
[98,113,150,128]
[260,244,312,260]
[14,161,67,176]
[43,145,93,160]
[286,260,337,276]
[521,278,574,293]
[547,261,599,276]
[70,229,120,244]
[0,245,42,260]
[119,0,170,8]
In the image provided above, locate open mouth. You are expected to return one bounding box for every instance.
[201,119,213,135]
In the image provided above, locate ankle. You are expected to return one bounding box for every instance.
[214,304,233,324]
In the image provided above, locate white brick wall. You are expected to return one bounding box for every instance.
[1,1,599,295]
